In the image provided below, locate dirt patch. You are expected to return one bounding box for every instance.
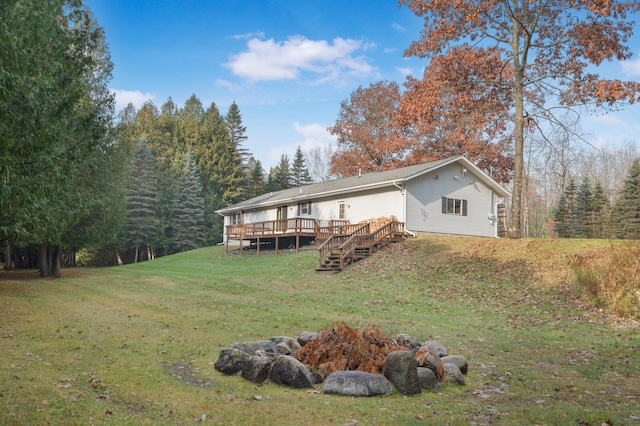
[163,360,217,388]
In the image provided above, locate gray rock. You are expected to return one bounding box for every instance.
[443,363,465,386]
[297,331,318,347]
[441,355,468,374]
[396,334,421,351]
[323,371,393,396]
[229,340,277,355]
[384,350,421,395]
[270,336,302,355]
[423,340,448,357]
[269,355,315,388]
[417,367,442,392]
[214,346,251,375]
[241,355,272,383]
[415,346,441,376]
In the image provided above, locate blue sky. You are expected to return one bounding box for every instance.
[87,0,640,169]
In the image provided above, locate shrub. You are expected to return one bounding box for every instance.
[571,242,640,319]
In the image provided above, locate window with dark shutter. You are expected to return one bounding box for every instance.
[442,197,468,216]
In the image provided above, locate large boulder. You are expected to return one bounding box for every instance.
[415,346,442,377]
[214,346,251,375]
[396,334,421,351]
[241,355,272,383]
[417,367,442,392]
[269,355,315,388]
[441,355,468,375]
[443,363,465,386]
[270,336,301,355]
[323,371,393,396]
[297,331,318,347]
[384,350,421,395]
[423,340,448,357]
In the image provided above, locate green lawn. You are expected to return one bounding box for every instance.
[1,237,638,425]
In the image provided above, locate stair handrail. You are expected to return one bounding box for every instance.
[317,222,370,268]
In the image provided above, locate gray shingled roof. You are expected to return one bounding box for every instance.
[216,155,510,214]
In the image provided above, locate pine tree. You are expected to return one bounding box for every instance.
[587,181,610,238]
[291,146,313,187]
[225,101,249,164]
[574,177,593,238]
[554,178,577,238]
[611,159,640,239]
[122,139,159,262]
[245,157,266,199]
[273,154,293,191]
[172,151,205,252]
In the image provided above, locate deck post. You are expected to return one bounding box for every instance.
[275,236,279,254]
[257,237,260,255]
[239,236,243,254]
[296,234,300,253]
[225,234,229,254]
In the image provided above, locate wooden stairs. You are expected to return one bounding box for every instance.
[315,220,406,273]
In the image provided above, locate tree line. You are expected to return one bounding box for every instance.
[553,159,640,239]
[3,1,640,274]
[0,1,317,272]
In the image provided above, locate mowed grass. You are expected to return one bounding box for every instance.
[0,237,638,425]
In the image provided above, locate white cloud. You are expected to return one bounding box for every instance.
[229,31,265,40]
[266,122,336,163]
[111,89,155,112]
[225,35,375,83]
[396,66,414,77]
[621,57,640,77]
[215,78,243,91]
[392,23,406,33]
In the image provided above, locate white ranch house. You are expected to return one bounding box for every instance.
[216,156,511,253]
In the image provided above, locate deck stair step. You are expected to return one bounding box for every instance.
[316,220,406,273]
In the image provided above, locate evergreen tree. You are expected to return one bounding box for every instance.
[273,154,293,191]
[245,157,266,199]
[225,101,249,164]
[574,177,593,238]
[265,167,278,193]
[172,151,205,252]
[611,159,640,239]
[587,181,610,238]
[199,103,244,243]
[554,178,577,238]
[122,139,159,262]
[291,146,313,187]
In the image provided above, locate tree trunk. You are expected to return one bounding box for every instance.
[39,244,50,277]
[3,242,12,271]
[50,245,61,277]
[134,244,139,263]
[508,13,525,239]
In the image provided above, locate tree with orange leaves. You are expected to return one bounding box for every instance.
[400,0,640,238]
[398,46,516,184]
[328,81,414,177]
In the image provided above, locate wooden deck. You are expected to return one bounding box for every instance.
[225,218,406,273]
[224,218,356,254]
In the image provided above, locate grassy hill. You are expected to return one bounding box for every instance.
[0,236,638,425]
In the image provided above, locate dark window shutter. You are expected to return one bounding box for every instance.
[308,201,312,215]
[297,203,301,216]
[462,200,468,216]
[442,197,447,214]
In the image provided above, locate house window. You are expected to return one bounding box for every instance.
[298,201,311,215]
[442,197,467,216]
[230,212,241,225]
[337,201,346,220]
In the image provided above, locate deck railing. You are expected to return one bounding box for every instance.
[226,218,318,239]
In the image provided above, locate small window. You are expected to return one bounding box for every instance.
[230,212,241,225]
[441,197,467,216]
[298,201,311,215]
[338,201,346,220]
